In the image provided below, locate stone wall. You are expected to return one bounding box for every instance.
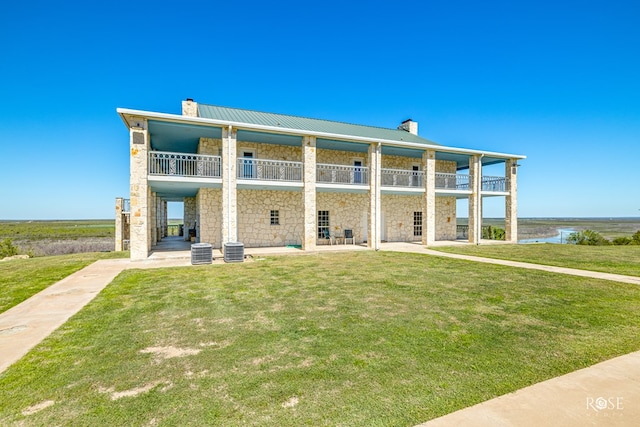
[196,188,222,247]
[381,194,423,242]
[237,190,304,247]
[435,197,457,240]
[198,138,221,155]
[317,148,368,166]
[317,193,369,244]
[237,142,302,161]
[183,197,196,241]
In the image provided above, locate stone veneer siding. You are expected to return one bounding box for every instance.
[196,188,222,248]
[237,190,303,247]
[381,194,456,242]
[317,149,367,166]
[183,197,196,241]
[317,193,369,244]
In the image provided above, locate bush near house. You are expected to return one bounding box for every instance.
[569,229,640,246]
[482,225,505,240]
[567,230,611,246]
[0,238,19,259]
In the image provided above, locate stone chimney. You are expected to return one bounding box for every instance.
[398,119,418,135]
[182,98,198,117]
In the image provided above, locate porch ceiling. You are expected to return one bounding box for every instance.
[148,178,221,201]
[146,119,508,170]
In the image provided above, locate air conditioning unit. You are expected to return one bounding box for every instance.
[224,242,244,263]
[191,243,213,265]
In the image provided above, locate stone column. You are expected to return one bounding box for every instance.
[150,192,157,246]
[368,143,381,250]
[129,118,151,260]
[505,159,519,243]
[468,155,482,244]
[222,126,238,246]
[422,150,436,245]
[115,197,125,251]
[184,197,196,241]
[302,136,317,250]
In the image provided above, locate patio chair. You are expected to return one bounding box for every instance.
[322,228,336,245]
[344,229,355,245]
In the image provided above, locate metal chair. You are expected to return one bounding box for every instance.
[322,228,336,245]
[344,229,355,245]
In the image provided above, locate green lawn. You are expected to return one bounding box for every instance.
[0,252,128,313]
[433,244,640,277]
[1,251,639,426]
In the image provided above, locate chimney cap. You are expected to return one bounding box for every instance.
[401,118,414,124]
[186,98,194,102]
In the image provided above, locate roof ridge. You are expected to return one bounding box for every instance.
[198,102,409,133]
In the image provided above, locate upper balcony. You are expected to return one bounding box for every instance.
[149,151,221,179]
[148,151,508,195]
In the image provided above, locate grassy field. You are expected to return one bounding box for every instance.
[456,217,640,240]
[434,244,640,277]
[0,220,115,256]
[1,251,639,426]
[0,252,128,314]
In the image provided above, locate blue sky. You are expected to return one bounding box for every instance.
[1,0,639,219]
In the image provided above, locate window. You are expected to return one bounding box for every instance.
[414,211,423,237]
[318,210,329,238]
[270,210,279,226]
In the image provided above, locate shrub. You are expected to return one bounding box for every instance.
[0,238,19,258]
[632,231,640,245]
[567,230,610,246]
[612,237,632,245]
[482,226,505,240]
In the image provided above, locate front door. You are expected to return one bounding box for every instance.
[242,151,255,178]
[353,160,362,184]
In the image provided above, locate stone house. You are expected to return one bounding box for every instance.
[116,99,525,260]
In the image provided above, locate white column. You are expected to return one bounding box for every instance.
[115,197,124,251]
[368,143,381,250]
[129,118,151,260]
[505,159,518,242]
[222,126,238,246]
[468,155,482,244]
[423,150,436,245]
[302,136,317,250]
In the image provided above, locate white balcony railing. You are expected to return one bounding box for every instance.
[237,158,303,182]
[149,151,222,178]
[317,163,369,185]
[381,168,424,188]
[482,176,507,192]
[435,173,470,190]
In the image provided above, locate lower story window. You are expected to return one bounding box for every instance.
[414,211,423,237]
[318,210,329,238]
[270,210,280,226]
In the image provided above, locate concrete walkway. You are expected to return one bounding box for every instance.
[381,242,640,285]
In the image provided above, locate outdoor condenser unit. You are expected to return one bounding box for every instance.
[191,243,213,265]
[223,242,244,263]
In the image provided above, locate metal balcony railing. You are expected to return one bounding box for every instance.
[316,164,369,185]
[237,158,302,182]
[381,168,424,188]
[482,176,507,192]
[435,173,470,190]
[149,151,222,178]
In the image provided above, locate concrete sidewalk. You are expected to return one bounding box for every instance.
[418,351,640,426]
[382,242,640,286]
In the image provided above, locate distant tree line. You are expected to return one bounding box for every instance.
[567,230,640,246]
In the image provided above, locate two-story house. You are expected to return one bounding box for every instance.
[116,99,525,260]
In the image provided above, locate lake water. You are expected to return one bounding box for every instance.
[519,228,575,244]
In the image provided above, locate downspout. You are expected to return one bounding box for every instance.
[476,154,484,245]
[375,142,381,251]
[227,124,233,243]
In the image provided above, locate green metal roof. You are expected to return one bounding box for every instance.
[198,104,440,146]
